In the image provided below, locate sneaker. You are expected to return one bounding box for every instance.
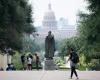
[76,77,79,80]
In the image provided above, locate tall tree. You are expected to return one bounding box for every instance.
[77,0,100,59]
[0,0,35,52]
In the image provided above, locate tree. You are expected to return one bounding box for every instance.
[58,37,80,58]
[22,34,41,53]
[77,0,100,69]
[0,0,35,52]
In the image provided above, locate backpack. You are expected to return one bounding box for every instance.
[72,52,79,64]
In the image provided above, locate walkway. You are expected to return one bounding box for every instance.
[0,71,100,80]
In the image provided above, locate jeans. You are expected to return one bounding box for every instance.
[70,61,78,78]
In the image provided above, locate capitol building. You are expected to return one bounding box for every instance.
[35,4,77,41]
[42,4,57,30]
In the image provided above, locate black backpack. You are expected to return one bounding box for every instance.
[72,52,79,64]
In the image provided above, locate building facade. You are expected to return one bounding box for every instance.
[36,3,77,41]
[42,4,57,31]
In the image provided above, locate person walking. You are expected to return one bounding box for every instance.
[21,54,25,70]
[34,53,40,70]
[67,48,79,80]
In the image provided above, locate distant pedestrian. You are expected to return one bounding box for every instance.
[34,53,40,70]
[6,64,16,71]
[6,64,12,71]
[21,54,25,70]
[67,48,79,79]
[10,63,16,70]
[27,54,33,70]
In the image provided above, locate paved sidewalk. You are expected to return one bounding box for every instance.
[0,71,100,80]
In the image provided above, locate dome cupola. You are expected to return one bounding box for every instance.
[42,4,57,30]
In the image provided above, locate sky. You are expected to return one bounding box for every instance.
[29,0,88,26]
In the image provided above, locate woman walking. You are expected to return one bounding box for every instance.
[67,48,79,80]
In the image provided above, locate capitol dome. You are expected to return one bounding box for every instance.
[42,4,57,30]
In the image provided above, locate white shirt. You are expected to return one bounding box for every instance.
[28,57,32,64]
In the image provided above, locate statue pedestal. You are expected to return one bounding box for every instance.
[44,59,58,70]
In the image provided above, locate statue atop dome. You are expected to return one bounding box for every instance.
[48,3,52,10]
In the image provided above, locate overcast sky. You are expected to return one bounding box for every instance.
[29,0,88,26]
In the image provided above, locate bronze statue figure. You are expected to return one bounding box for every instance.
[45,31,55,59]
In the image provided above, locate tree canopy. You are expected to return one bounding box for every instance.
[0,0,35,52]
[59,0,100,68]
[77,0,100,57]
